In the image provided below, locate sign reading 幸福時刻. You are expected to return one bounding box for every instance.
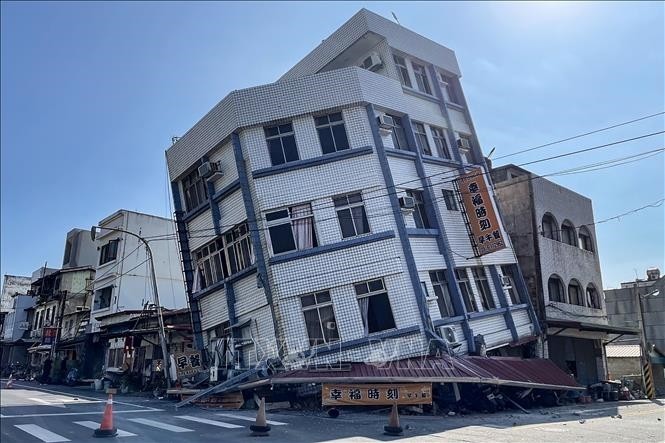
[456,168,506,256]
[322,383,432,406]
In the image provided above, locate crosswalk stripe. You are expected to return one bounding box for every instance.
[176,415,243,429]
[14,424,70,442]
[73,421,137,437]
[127,417,193,433]
[216,412,288,426]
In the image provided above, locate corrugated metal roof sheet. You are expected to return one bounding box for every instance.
[271,355,582,390]
[606,344,641,358]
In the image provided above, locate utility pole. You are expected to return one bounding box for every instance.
[91,226,171,389]
[634,281,655,399]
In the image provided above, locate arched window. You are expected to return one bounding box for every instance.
[548,275,565,303]
[586,284,601,309]
[568,279,584,306]
[561,220,577,246]
[579,226,594,252]
[542,213,559,241]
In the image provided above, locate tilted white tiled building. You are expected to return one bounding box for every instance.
[166,9,540,370]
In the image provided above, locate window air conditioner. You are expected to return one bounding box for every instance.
[198,161,223,180]
[398,196,416,211]
[439,326,458,344]
[361,52,383,72]
[501,275,512,287]
[377,114,394,130]
[457,138,472,152]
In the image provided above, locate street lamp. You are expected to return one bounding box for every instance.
[91,225,171,389]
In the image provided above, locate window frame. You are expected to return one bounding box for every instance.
[586,284,601,309]
[568,280,584,306]
[393,54,412,88]
[542,213,560,241]
[561,220,577,246]
[182,167,209,212]
[412,62,432,95]
[429,270,455,318]
[439,73,461,105]
[500,266,520,305]
[472,267,496,311]
[354,278,396,335]
[264,122,299,166]
[99,239,119,266]
[300,290,340,347]
[455,269,478,312]
[265,203,318,256]
[579,226,594,252]
[430,126,451,159]
[442,189,459,211]
[405,189,431,229]
[413,122,432,155]
[385,114,409,150]
[95,286,113,311]
[194,238,229,290]
[333,192,371,239]
[223,221,254,275]
[548,275,566,303]
[314,112,350,155]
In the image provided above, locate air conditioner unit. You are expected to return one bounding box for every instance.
[75,306,87,312]
[501,276,512,287]
[398,196,416,211]
[18,321,30,330]
[377,114,394,129]
[198,161,223,180]
[209,366,219,383]
[439,326,458,344]
[360,52,383,72]
[457,138,472,152]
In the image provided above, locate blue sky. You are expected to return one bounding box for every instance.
[1,1,663,288]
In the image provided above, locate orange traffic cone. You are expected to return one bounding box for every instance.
[93,393,117,438]
[5,373,14,389]
[249,397,271,436]
[384,404,403,436]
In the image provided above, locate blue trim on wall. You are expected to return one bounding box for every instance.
[489,265,518,341]
[509,262,542,335]
[205,180,222,236]
[171,182,204,351]
[252,146,373,179]
[385,148,417,160]
[212,179,241,203]
[402,114,475,352]
[402,87,440,104]
[231,132,282,347]
[366,104,429,337]
[427,64,463,164]
[269,231,395,265]
[191,265,258,301]
[192,280,225,301]
[306,325,420,358]
[432,316,466,327]
[406,228,439,238]
[422,155,461,169]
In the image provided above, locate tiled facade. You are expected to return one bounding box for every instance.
[166,9,539,370]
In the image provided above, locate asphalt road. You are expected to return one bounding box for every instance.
[1,381,663,442]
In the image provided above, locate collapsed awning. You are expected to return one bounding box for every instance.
[262,355,583,391]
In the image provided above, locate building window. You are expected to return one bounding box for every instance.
[430,126,451,159]
[586,284,601,309]
[412,62,432,95]
[182,167,208,212]
[568,280,584,306]
[442,189,459,211]
[265,122,299,166]
[266,204,317,255]
[315,113,350,154]
[393,54,412,88]
[300,290,340,347]
[430,270,455,318]
[63,240,73,265]
[472,267,496,310]
[548,275,565,303]
[561,220,577,246]
[579,226,594,252]
[458,134,474,163]
[94,286,113,310]
[455,269,478,312]
[440,73,461,104]
[224,222,254,274]
[501,265,520,304]
[355,278,396,335]
[99,239,119,265]
[541,213,559,241]
[413,122,432,155]
[333,192,370,238]
[107,348,124,369]
[194,238,229,290]
[405,190,431,229]
[386,114,409,150]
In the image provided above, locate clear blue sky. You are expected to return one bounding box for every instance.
[2,1,663,288]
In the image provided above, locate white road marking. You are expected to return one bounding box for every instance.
[0,408,163,418]
[73,421,137,437]
[176,415,243,429]
[9,383,159,410]
[28,398,67,408]
[216,412,288,425]
[14,424,70,442]
[128,417,193,432]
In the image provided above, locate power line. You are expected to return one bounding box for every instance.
[494,111,665,160]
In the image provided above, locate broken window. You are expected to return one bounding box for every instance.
[266,204,317,255]
[429,270,455,318]
[355,278,396,335]
[472,267,496,310]
[301,290,340,347]
[455,269,478,312]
